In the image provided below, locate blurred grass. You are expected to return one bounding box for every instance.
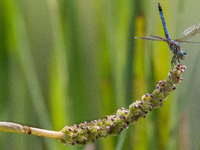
[1,0,200,150]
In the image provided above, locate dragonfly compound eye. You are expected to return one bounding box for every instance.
[178,51,187,60]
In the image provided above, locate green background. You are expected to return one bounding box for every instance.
[0,0,200,149]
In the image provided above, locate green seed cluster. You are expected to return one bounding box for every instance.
[60,63,186,146]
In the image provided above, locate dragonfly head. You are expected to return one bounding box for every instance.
[177,50,187,60]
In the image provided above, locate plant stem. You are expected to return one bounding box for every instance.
[0,122,65,140]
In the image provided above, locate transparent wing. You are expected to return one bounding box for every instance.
[177,40,200,44]
[176,23,200,42]
[135,34,170,42]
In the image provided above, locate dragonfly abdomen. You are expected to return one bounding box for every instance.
[158,3,171,40]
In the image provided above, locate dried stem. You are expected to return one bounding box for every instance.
[0,122,65,139]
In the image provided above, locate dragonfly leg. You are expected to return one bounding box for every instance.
[171,55,177,69]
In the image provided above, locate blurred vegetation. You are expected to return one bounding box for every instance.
[0,0,200,150]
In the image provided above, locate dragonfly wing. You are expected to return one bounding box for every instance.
[135,34,168,42]
[177,40,200,44]
[176,23,200,42]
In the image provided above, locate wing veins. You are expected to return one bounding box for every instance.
[135,34,170,42]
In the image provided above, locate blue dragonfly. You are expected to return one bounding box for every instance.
[135,3,200,68]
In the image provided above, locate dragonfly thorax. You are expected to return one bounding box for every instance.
[172,40,180,46]
[168,41,181,54]
[177,50,187,60]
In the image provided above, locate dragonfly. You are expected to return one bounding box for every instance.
[135,3,200,68]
